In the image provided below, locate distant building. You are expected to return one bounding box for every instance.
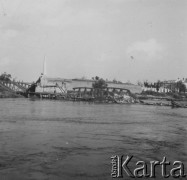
[142,78,187,93]
[34,75,142,94]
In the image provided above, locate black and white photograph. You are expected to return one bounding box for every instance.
[0,0,187,179]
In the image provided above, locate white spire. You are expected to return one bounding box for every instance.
[43,56,47,75]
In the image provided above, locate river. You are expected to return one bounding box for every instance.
[0,98,187,180]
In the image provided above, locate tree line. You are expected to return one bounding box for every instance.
[0,72,12,82]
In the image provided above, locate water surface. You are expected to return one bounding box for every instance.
[0,98,187,180]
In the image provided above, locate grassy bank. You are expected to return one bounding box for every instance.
[0,87,23,98]
[138,90,187,100]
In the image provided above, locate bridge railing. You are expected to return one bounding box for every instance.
[0,80,31,93]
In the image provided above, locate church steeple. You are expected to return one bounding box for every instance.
[43,56,47,76]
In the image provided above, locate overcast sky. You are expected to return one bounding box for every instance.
[0,0,186,83]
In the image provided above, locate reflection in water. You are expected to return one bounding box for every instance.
[0,98,187,180]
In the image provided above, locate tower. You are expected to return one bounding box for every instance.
[43,56,47,76]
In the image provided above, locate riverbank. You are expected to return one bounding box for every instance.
[137,91,187,100]
[0,92,22,98]
[0,88,23,98]
[136,91,187,108]
[1,86,187,108]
